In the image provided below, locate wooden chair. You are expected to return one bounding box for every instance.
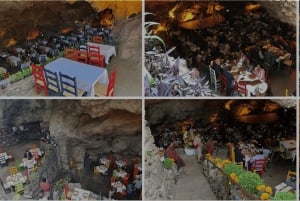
[9,166,18,176]
[59,72,85,97]
[95,66,117,96]
[88,53,105,67]
[250,158,266,178]
[209,66,220,91]
[286,170,296,180]
[92,35,103,44]
[65,48,78,60]
[77,50,88,64]
[32,64,48,96]
[44,69,61,96]
[88,45,100,54]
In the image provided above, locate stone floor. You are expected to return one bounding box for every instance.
[0,141,41,200]
[173,147,296,200]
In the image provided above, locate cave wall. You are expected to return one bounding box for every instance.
[0,99,142,169]
[145,100,223,127]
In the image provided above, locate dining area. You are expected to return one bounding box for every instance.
[210,58,268,97]
[31,41,118,97]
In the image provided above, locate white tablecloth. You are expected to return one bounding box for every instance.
[6,173,26,187]
[45,58,108,96]
[71,187,90,200]
[232,69,268,96]
[87,42,117,64]
[111,181,126,193]
[280,140,296,150]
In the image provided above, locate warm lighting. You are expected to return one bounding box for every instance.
[179,9,197,22]
[169,4,179,19]
[0,29,4,38]
[6,38,17,47]
[224,100,235,110]
[152,23,168,35]
[245,3,261,11]
[27,31,40,40]
[214,4,224,11]
[207,3,224,14]
[236,105,251,116]
[60,27,74,34]
[210,113,218,122]
[263,102,280,112]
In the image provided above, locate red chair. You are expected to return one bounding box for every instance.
[32,64,48,96]
[88,45,100,54]
[65,48,78,60]
[237,81,247,96]
[77,50,88,63]
[95,66,117,96]
[88,53,105,67]
[250,158,266,178]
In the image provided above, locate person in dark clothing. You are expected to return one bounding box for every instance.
[24,150,33,160]
[234,147,244,163]
[212,58,222,78]
[222,66,235,96]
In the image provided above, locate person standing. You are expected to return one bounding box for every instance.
[193,133,202,163]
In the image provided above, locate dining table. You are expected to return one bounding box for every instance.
[111,181,126,193]
[87,42,117,64]
[71,187,91,200]
[113,169,128,179]
[280,140,296,162]
[6,173,26,187]
[45,57,108,96]
[229,65,268,96]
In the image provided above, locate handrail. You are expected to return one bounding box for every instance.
[204,156,259,200]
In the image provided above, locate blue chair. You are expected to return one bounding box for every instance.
[44,69,61,96]
[59,72,85,97]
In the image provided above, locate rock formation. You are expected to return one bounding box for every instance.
[0,99,142,170]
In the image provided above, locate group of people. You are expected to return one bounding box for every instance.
[211,51,267,96]
[164,125,215,170]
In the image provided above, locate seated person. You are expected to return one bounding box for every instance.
[40,178,51,198]
[222,66,235,96]
[24,150,33,160]
[252,64,266,81]
[237,51,248,67]
[212,58,222,78]
[165,143,185,170]
[204,137,214,155]
[234,146,244,164]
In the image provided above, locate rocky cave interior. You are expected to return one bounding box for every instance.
[144,99,296,200]
[0,99,142,200]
